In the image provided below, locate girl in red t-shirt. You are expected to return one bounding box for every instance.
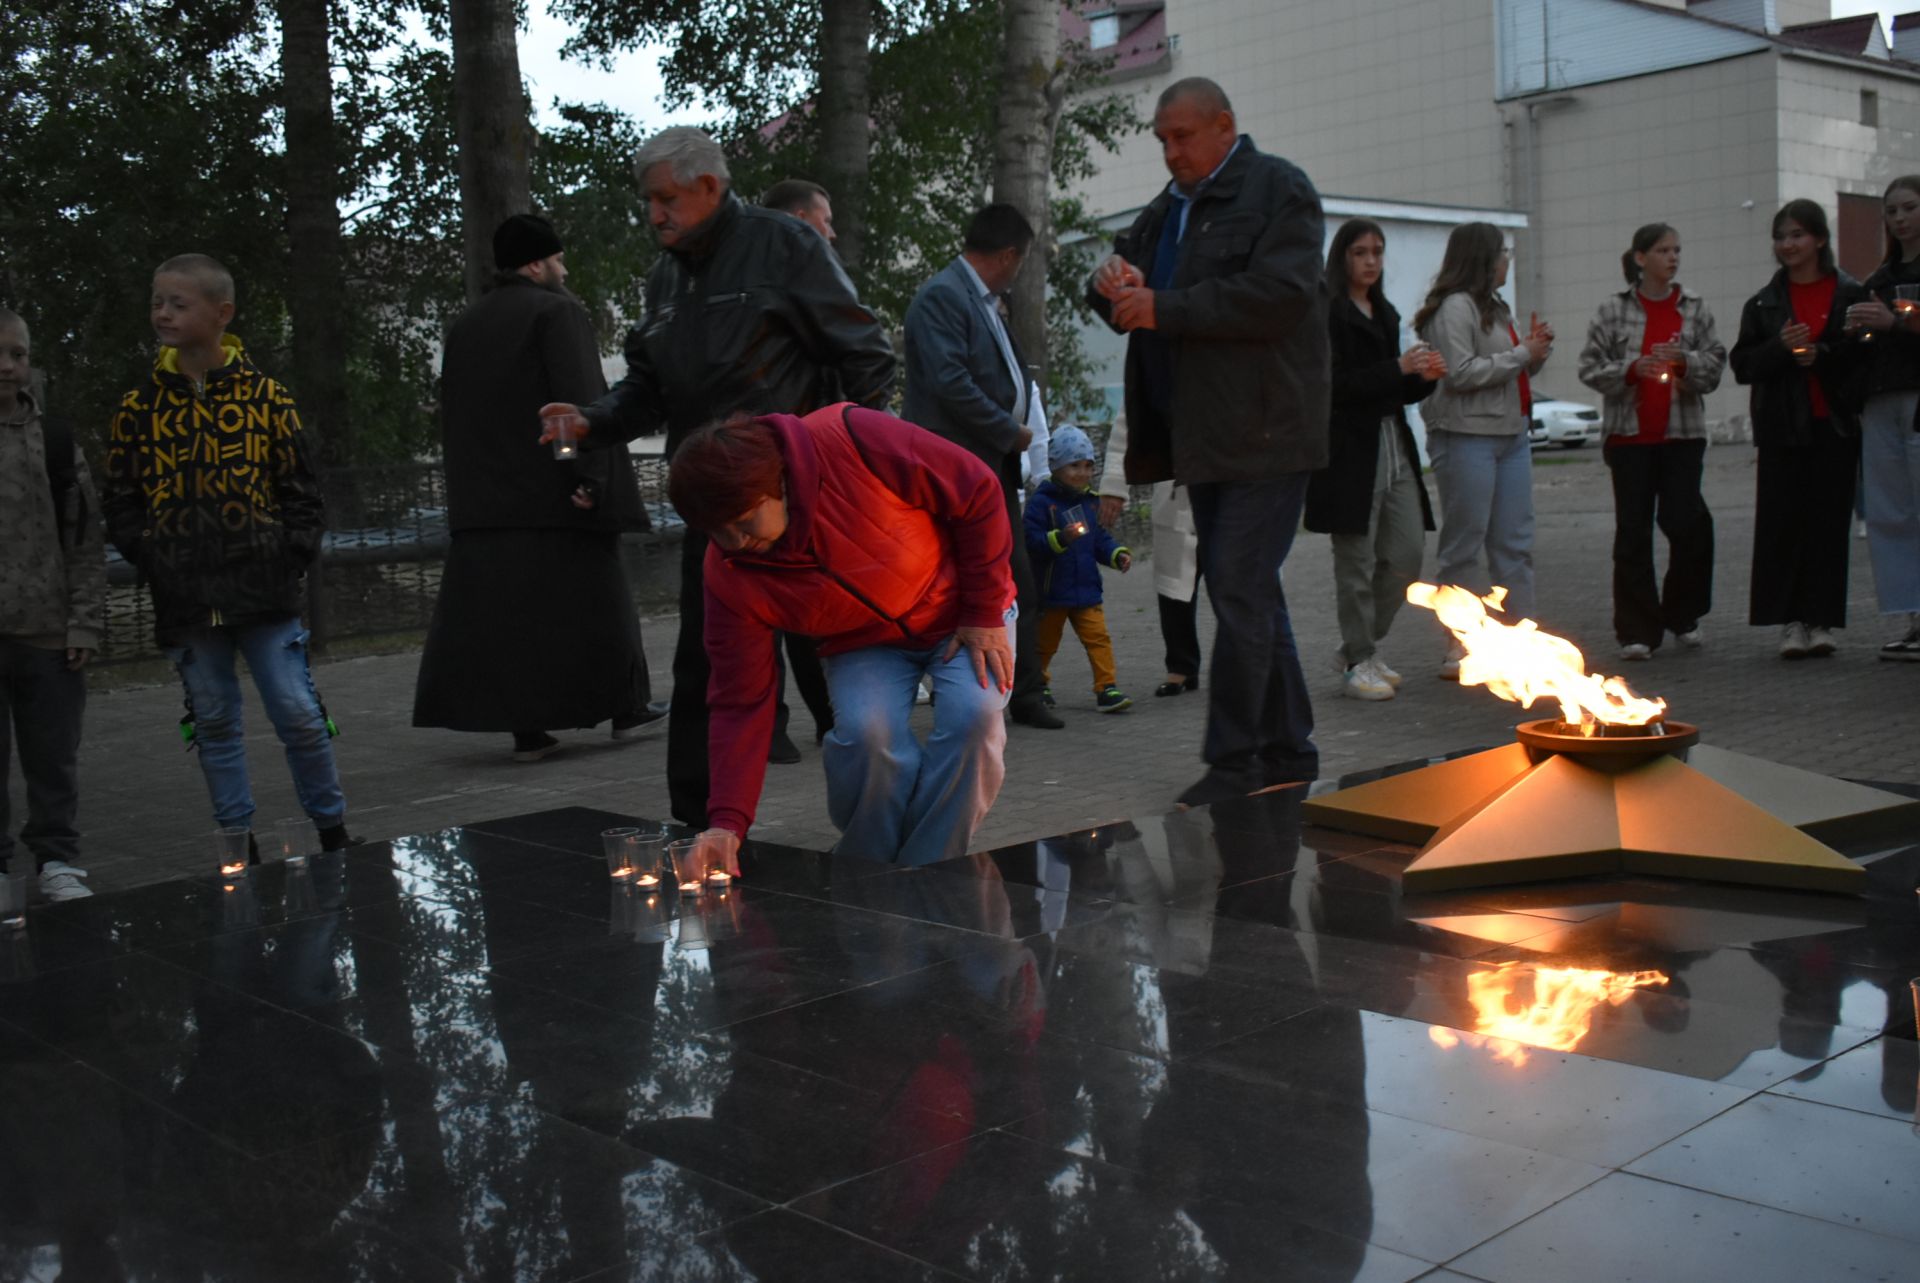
[1577,223,1727,661]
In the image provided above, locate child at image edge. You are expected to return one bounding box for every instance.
[0,307,104,901]
[1023,425,1134,712]
[102,254,354,861]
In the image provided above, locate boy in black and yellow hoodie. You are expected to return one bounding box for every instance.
[102,254,352,860]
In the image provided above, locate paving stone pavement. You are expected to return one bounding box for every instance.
[19,445,1918,895]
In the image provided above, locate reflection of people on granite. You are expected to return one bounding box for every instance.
[665,407,1017,870]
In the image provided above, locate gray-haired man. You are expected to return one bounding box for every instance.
[539,127,896,830]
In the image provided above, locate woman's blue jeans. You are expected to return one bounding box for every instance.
[165,618,346,831]
[819,607,1015,866]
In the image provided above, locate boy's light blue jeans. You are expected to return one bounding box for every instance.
[819,607,1014,866]
[165,618,346,832]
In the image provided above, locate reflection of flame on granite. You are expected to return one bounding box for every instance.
[1429,963,1668,1066]
[1301,585,1920,895]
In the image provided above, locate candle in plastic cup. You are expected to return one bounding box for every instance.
[1064,504,1088,538]
[214,824,251,877]
[545,412,579,459]
[667,838,707,893]
[634,825,668,886]
[276,816,312,861]
[1896,285,1920,317]
[601,827,640,877]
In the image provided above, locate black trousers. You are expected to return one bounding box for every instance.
[1750,426,1859,628]
[1159,590,1203,680]
[1605,439,1713,648]
[776,634,833,741]
[0,639,85,872]
[1004,483,1047,712]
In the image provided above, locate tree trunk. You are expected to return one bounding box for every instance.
[991,0,1066,392]
[449,0,532,301]
[279,0,351,465]
[816,0,872,273]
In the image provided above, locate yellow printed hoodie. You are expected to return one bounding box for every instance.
[102,336,325,644]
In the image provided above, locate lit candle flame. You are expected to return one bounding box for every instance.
[220,861,247,877]
[1406,583,1667,729]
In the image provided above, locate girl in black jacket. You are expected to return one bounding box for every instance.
[1304,219,1443,700]
[1729,198,1870,658]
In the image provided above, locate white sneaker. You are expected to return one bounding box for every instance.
[1373,657,1403,688]
[1439,642,1465,681]
[1342,659,1395,701]
[1676,628,1704,650]
[38,861,93,902]
[1806,626,1837,656]
[1779,622,1810,659]
[1619,642,1653,661]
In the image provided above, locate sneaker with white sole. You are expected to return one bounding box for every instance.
[1675,628,1704,650]
[1806,626,1837,656]
[1619,642,1652,661]
[38,861,93,902]
[1779,622,1810,659]
[1343,659,1395,701]
[1878,618,1920,661]
[1438,642,1465,681]
[1373,657,1403,687]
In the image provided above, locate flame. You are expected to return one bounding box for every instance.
[1427,962,1668,1066]
[1406,583,1667,728]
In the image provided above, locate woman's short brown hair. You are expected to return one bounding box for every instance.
[667,415,787,531]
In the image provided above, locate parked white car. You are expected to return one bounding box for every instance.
[1529,393,1602,448]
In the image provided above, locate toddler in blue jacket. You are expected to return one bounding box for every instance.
[1023,426,1133,712]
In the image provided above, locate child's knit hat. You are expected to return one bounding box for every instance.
[1048,425,1095,471]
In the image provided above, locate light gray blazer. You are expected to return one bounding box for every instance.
[1416,291,1548,437]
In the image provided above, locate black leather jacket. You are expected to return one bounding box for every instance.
[583,193,895,456]
[1087,136,1330,486]
[1730,267,1871,447]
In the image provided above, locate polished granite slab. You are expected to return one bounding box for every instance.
[1,756,1916,1282]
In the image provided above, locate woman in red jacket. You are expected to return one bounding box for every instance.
[666,405,1017,872]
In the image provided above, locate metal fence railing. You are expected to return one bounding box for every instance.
[95,435,1153,664]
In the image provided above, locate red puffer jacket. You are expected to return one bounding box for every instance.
[704,404,1014,837]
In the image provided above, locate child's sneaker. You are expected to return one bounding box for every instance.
[1042,686,1056,708]
[38,861,93,902]
[1096,686,1132,713]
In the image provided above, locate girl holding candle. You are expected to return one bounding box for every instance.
[1412,222,1554,678]
[1844,176,1920,660]
[1730,198,1871,659]
[1305,218,1443,701]
[1576,223,1727,660]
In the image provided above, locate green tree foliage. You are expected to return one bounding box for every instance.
[0,0,289,446]
[559,0,1140,420]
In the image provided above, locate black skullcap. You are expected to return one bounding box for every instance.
[493,214,564,271]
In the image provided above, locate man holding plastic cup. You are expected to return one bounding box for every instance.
[659,405,1016,873]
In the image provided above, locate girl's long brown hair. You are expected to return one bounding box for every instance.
[1880,176,1920,268]
[1412,221,1509,334]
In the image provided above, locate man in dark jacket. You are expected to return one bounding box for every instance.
[1088,76,1330,805]
[413,214,659,761]
[904,203,1063,729]
[540,128,896,829]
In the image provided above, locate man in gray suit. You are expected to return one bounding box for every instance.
[903,204,1061,729]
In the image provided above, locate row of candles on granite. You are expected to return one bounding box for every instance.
[602,825,739,950]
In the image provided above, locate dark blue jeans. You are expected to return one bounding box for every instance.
[0,639,86,872]
[1188,475,1318,784]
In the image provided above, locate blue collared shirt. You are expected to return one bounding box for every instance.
[1165,135,1245,244]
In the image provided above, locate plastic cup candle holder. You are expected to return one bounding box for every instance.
[214,824,250,879]
[667,839,708,894]
[1064,504,1088,538]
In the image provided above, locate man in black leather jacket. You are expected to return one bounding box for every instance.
[1088,77,1330,807]
[541,127,896,829]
